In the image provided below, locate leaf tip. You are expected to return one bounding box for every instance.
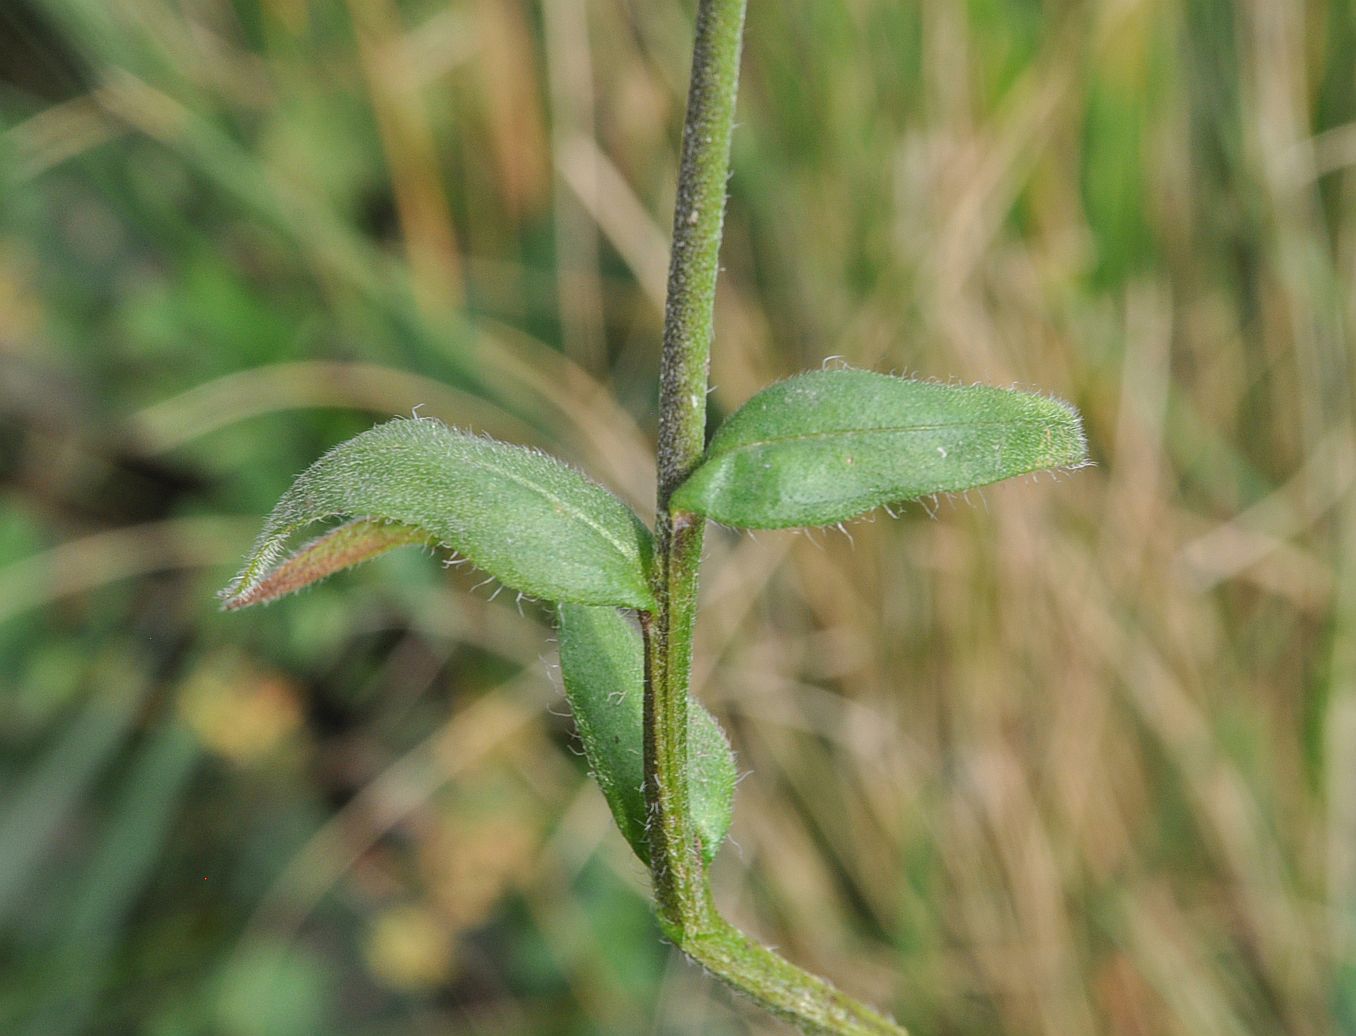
[1042,393,1091,470]
[218,518,433,613]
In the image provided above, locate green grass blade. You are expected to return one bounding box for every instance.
[220,418,656,611]
[557,603,735,865]
[0,664,149,925]
[671,368,1088,528]
[20,721,198,1036]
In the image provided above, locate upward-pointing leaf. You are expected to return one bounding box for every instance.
[220,418,656,611]
[671,368,1088,528]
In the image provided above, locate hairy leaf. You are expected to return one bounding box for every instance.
[671,369,1088,528]
[557,603,735,865]
[220,418,656,610]
[221,518,432,610]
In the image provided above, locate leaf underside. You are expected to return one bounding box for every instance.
[220,417,656,611]
[670,368,1089,528]
[221,518,432,610]
[557,603,736,866]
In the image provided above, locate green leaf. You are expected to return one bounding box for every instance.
[220,418,656,611]
[556,603,735,865]
[671,368,1088,528]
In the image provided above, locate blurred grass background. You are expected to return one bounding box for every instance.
[0,0,1352,1033]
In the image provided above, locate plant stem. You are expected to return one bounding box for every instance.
[644,3,906,1033]
[647,0,747,935]
[683,888,906,1036]
[656,0,744,504]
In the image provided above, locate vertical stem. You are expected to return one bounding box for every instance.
[642,512,708,932]
[657,0,747,505]
[647,0,748,932]
[644,3,906,1033]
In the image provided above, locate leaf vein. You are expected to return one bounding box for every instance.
[709,418,1054,457]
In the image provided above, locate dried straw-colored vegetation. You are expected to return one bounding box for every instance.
[0,1,1351,1033]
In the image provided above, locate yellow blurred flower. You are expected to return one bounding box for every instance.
[362,904,456,992]
[177,650,303,764]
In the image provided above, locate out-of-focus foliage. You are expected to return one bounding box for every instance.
[0,1,1351,1034]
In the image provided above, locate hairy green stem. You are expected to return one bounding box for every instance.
[642,512,708,929]
[644,2,906,1033]
[656,0,745,505]
[646,0,746,935]
[682,887,905,1036]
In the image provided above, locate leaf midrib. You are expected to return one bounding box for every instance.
[454,446,639,567]
[707,418,1054,458]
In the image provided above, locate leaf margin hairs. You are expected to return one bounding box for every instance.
[220,517,434,610]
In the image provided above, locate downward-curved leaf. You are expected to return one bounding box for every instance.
[557,603,735,865]
[222,518,432,610]
[220,418,655,610]
[671,368,1088,528]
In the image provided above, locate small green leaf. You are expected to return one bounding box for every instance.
[671,368,1088,528]
[220,418,656,611]
[557,603,735,865]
